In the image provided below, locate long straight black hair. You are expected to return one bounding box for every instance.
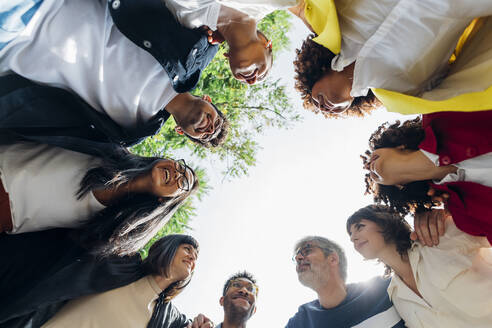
[143,234,199,302]
[75,148,198,256]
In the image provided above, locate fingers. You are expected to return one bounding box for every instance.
[437,211,446,237]
[192,314,213,328]
[419,214,433,246]
[414,209,451,246]
[426,187,449,203]
[428,211,440,246]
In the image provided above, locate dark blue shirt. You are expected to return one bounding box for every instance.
[286,277,406,328]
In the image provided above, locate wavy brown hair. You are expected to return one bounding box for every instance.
[362,118,439,216]
[293,34,380,118]
[346,205,412,277]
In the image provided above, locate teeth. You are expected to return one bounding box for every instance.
[164,169,170,183]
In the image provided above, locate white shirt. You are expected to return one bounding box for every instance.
[164,0,296,29]
[0,0,177,128]
[0,142,105,234]
[420,149,492,188]
[388,220,492,328]
[331,0,492,98]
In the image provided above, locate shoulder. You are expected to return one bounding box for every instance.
[285,299,319,327]
[348,276,391,297]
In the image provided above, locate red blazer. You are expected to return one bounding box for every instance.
[419,110,492,243]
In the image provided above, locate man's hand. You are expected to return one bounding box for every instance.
[188,313,214,328]
[200,26,225,45]
[411,209,451,246]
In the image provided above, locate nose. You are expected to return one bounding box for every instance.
[350,232,358,243]
[295,252,304,262]
[205,120,214,134]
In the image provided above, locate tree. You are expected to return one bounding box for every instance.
[134,11,300,252]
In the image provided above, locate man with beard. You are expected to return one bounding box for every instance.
[286,236,406,328]
[216,272,257,328]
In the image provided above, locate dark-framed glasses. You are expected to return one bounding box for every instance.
[292,245,315,263]
[174,159,191,192]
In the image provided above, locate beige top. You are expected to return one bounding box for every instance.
[387,220,492,328]
[43,276,161,328]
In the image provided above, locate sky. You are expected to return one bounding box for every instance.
[173,17,411,326]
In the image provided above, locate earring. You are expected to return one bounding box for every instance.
[265,39,273,50]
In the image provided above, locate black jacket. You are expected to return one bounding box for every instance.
[0,229,189,328]
[0,74,167,156]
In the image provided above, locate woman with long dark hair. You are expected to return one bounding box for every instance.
[0,233,212,327]
[346,205,492,328]
[0,141,198,256]
[361,110,492,243]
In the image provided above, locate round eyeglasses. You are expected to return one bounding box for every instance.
[174,159,191,192]
[227,279,259,296]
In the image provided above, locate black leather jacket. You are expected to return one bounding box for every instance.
[0,229,190,328]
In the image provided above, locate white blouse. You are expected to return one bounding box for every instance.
[0,143,105,234]
[0,0,177,128]
[420,149,492,188]
[387,220,492,328]
[331,0,492,98]
[164,0,296,29]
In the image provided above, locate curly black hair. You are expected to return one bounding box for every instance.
[293,34,380,118]
[346,205,412,277]
[362,117,440,216]
[222,271,257,296]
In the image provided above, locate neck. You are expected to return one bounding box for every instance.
[166,92,194,122]
[377,244,417,294]
[222,317,248,328]
[216,6,258,50]
[153,275,177,292]
[392,150,457,185]
[92,172,151,206]
[315,278,347,309]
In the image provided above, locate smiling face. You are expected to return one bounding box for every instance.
[175,96,223,142]
[169,243,198,281]
[220,277,257,320]
[150,159,195,198]
[310,63,354,115]
[349,219,387,260]
[294,242,333,289]
[228,31,272,85]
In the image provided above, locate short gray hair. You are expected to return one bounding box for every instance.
[294,236,348,282]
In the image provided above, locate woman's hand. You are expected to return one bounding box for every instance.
[288,0,314,33]
[411,209,451,246]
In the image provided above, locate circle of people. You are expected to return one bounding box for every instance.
[0,0,491,327]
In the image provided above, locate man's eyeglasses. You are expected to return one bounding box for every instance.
[292,244,329,263]
[227,279,259,296]
[174,159,191,192]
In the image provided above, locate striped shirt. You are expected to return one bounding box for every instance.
[286,277,405,328]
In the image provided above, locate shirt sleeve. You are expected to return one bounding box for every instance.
[163,0,221,30]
